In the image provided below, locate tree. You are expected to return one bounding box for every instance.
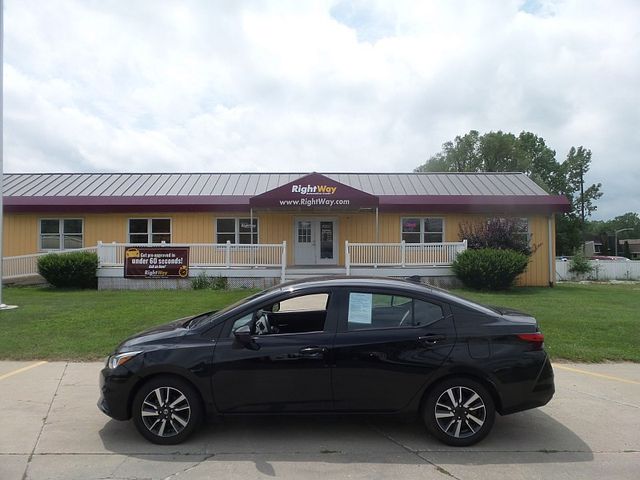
[415,130,481,172]
[587,212,640,239]
[415,130,603,255]
[516,132,562,193]
[554,147,603,255]
[562,147,603,219]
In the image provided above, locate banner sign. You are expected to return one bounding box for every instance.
[250,172,378,210]
[124,247,190,279]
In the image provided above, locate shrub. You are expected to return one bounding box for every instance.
[211,276,228,290]
[459,218,531,255]
[191,272,211,290]
[452,248,529,290]
[191,273,228,290]
[37,251,98,289]
[568,252,593,276]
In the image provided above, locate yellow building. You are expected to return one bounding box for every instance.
[2,172,569,288]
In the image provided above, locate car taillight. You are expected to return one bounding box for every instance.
[517,332,544,350]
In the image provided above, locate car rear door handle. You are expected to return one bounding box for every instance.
[299,346,327,357]
[418,334,445,346]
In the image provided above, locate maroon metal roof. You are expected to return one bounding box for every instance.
[2,172,571,214]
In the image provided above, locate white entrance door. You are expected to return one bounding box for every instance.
[294,219,337,265]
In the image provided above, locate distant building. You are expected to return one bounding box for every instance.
[624,239,640,260]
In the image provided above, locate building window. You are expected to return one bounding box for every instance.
[216,218,258,244]
[40,219,83,250]
[401,218,444,243]
[128,218,171,244]
[512,218,530,245]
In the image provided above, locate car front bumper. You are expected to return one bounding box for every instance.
[98,366,139,421]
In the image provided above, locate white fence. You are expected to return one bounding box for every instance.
[2,246,98,280]
[345,240,467,274]
[556,260,640,281]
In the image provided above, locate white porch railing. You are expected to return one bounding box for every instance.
[4,240,465,282]
[97,241,288,282]
[345,240,467,274]
[2,246,98,280]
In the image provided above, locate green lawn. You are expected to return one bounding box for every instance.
[0,287,258,361]
[0,283,638,362]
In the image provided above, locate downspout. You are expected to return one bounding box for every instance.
[548,214,554,287]
[375,207,379,269]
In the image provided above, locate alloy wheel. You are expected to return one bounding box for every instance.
[434,386,486,439]
[140,386,191,438]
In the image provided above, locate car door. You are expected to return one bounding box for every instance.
[331,287,456,412]
[211,289,337,413]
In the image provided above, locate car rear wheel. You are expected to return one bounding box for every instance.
[423,377,495,446]
[132,376,202,445]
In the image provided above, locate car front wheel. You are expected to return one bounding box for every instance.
[132,376,202,445]
[423,377,495,446]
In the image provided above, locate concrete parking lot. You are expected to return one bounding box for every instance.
[0,361,638,480]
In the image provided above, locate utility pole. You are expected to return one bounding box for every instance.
[615,228,633,257]
[0,0,18,310]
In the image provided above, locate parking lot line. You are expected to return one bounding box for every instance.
[554,364,640,385]
[0,361,48,381]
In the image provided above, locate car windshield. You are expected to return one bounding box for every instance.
[188,286,278,328]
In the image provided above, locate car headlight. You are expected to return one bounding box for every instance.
[107,351,143,370]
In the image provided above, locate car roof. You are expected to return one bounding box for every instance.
[272,275,491,312]
[278,275,431,292]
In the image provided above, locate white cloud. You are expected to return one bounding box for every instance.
[3,0,639,218]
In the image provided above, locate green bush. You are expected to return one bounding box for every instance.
[191,273,228,290]
[191,272,211,290]
[459,218,531,255]
[568,252,593,276]
[452,248,529,290]
[211,276,228,290]
[37,251,99,289]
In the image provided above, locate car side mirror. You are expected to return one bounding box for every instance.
[233,324,259,350]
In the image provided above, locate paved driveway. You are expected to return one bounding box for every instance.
[0,361,638,480]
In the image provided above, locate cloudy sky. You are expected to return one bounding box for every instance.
[3,0,639,219]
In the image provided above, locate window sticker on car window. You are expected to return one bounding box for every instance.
[349,293,373,324]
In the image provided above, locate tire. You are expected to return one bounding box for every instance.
[131,376,203,445]
[423,377,495,447]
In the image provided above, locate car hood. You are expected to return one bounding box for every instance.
[116,312,210,350]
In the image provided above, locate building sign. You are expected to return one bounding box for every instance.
[124,247,190,279]
[250,172,379,210]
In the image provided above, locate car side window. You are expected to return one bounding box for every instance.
[347,292,443,331]
[230,292,330,336]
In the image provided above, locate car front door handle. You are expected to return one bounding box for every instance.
[299,346,327,357]
[418,334,445,346]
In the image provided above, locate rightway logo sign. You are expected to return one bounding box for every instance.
[291,184,337,195]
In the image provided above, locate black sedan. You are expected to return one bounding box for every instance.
[98,276,554,446]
